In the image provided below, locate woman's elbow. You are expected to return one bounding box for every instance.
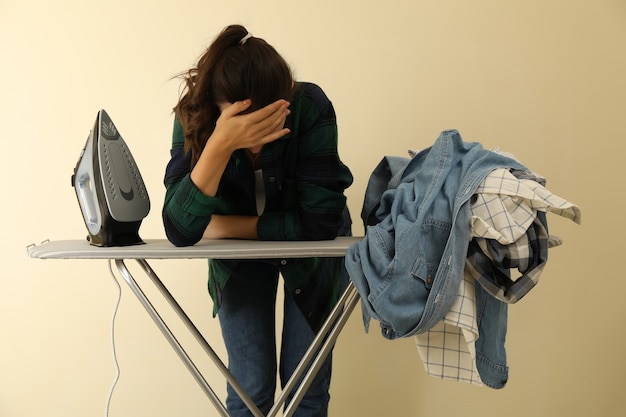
[163,213,202,247]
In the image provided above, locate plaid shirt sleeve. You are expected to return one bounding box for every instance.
[162,118,217,246]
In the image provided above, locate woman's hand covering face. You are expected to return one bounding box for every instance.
[214,99,291,153]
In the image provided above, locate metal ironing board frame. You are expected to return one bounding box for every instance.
[27,237,361,417]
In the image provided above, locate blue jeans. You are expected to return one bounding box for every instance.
[218,262,332,417]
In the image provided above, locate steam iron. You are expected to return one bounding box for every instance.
[71,109,150,246]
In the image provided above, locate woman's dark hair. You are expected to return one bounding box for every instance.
[174,24,294,164]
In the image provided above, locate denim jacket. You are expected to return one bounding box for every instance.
[345,130,527,339]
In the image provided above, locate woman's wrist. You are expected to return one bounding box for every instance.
[204,215,259,240]
[190,136,234,197]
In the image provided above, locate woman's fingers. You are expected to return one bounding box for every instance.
[258,101,292,139]
[220,99,252,118]
[216,99,291,150]
[248,99,290,122]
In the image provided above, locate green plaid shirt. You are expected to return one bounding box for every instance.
[162,82,353,329]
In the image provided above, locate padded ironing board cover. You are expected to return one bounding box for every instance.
[27,237,360,260]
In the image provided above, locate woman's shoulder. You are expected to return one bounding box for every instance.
[293,81,334,117]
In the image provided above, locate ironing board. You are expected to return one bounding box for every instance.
[27,237,362,417]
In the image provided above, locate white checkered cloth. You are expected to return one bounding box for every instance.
[470,169,581,245]
[415,270,483,385]
[415,168,581,387]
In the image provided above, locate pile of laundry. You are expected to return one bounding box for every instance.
[345,129,581,389]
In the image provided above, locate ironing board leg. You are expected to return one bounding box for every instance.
[114,258,359,417]
[114,259,263,417]
[268,281,360,417]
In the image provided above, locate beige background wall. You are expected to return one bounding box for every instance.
[1,0,624,416]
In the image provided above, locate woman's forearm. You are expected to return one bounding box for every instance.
[203,215,259,240]
[190,135,233,197]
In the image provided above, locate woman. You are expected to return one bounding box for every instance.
[162,24,353,417]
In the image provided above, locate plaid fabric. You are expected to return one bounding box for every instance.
[415,167,581,386]
[466,214,547,304]
[415,270,483,385]
[162,82,353,330]
[470,168,581,245]
[468,168,581,303]
[163,82,353,244]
